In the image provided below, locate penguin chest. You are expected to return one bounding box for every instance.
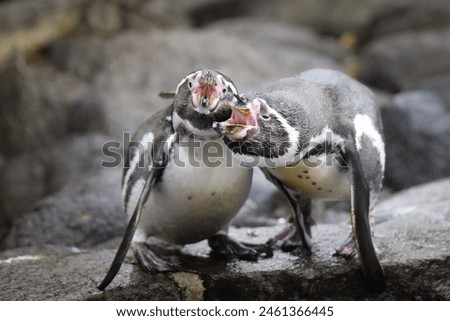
[138,142,252,244]
[268,153,350,200]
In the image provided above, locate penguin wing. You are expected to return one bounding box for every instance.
[344,135,385,291]
[98,107,176,290]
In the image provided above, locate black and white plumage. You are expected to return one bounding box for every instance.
[215,69,386,290]
[98,69,270,290]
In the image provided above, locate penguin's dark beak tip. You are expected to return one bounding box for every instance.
[201,97,208,108]
[212,121,224,135]
[214,103,233,122]
[234,93,247,105]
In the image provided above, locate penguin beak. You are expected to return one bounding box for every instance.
[191,71,226,112]
[192,83,221,111]
[215,94,258,139]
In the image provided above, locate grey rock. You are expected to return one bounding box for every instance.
[113,0,196,29]
[47,36,108,81]
[0,0,84,31]
[373,178,450,302]
[85,1,122,33]
[358,28,450,92]
[169,0,450,39]
[0,62,63,157]
[0,245,85,259]
[381,90,450,190]
[355,0,450,48]
[1,167,125,250]
[0,61,99,157]
[417,72,450,109]
[42,134,114,192]
[276,0,396,36]
[1,178,449,300]
[208,18,347,65]
[0,249,181,300]
[0,134,113,226]
[67,100,107,134]
[0,152,46,228]
[0,0,84,66]
[188,0,276,27]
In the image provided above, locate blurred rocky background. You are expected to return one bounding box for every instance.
[0,0,449,300]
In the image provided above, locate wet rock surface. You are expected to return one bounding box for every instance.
[0,0,449,300]
[1,179,449,300]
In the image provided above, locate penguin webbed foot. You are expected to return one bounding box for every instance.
[333,246,357,260]
[208,234,273,261]
[333,233,357,260]
[133,242,183,273]
[267,224,311,253]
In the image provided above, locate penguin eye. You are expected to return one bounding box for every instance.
[187,80,193,90]
[260,114,271,121]
[222,88,228,94]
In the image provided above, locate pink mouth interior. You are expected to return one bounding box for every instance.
[221,100,260,139]
[193,84,221,111]
[194,84,219,99]
[228,108,256,126]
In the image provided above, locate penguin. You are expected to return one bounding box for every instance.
[214,68,386,291]
[98,69,271,290]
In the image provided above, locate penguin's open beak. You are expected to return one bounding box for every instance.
[192,83,221,111]
[215,94,258,139]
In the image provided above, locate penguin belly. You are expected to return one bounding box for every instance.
[128,142,252,245]
[269,153,350,200]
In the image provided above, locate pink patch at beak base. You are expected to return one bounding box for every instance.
[192,84,221,111]
[220,100,261,139]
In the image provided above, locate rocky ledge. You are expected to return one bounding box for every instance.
[1,178,448,300]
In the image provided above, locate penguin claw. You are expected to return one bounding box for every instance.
[133,242,183,273]
[241,242,273,259]
[267,225,306,253]
[333,246,357,261]
[333,232,358,260]
[208,234,273,261]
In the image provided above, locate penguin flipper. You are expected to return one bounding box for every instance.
[344,138,385,291]
[158,91,176,99]
[97,163,165,290]
[260,168,313,252]
[98,107,177,290]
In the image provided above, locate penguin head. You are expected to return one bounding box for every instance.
[215,94,280,140]
[215,94,296,160]
[173,69,237,137]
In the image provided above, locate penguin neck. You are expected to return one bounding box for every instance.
[224,104,302,168]
[172,110,220,141]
